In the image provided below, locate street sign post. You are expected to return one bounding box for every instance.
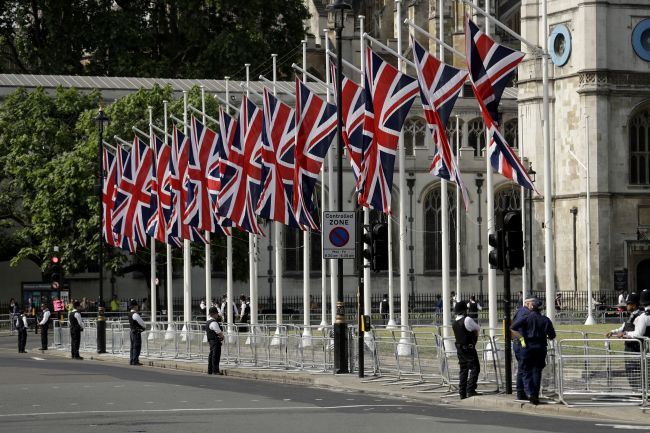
[323,211,356,259]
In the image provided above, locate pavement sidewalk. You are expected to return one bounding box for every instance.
[14,342,647,424]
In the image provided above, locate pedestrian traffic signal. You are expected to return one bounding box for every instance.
[50,255,62,287]
[371,222,388,272]
[488,229,504,271]
[503,211,524,269]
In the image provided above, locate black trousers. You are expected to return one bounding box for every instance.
[130,331,142,364]
[457,346,480,397]
[514,344,526,398]
[520,347,547,399]
[18,328,27,352]
[70,328,81,358]
[41,325,49,349]
[208,340,222,374]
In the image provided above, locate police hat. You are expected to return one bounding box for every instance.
[529,298,543,310]
[454,301,468,314]
[130,299,139,307]
[640,289,650,306]
[626,292,640,305]
[208,306,219,315]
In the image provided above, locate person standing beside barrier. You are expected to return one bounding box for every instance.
[69,300,84,360]
[452,301,481,399]
[467,296,482,321]
[128,300,146,366]
[206,307,224,375]
[379,294,389,325]
[512,298,532,401]
[606,292,647,389]
[510,298,556,405]
[9,298,17,335]
[642,290,650,334]
[16,306,28,353]
[38,305,51,351]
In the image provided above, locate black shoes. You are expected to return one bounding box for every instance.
[73,356,84,360]
[130,362,143,366]
[529,396,540,405]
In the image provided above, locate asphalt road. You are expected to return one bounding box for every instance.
[0,334,648,433]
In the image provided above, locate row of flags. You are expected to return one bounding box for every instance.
[101,17,536,253]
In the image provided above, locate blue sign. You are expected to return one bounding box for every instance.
[329,227,350,248]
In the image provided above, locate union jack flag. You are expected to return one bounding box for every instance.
[146,134,180,246]
[465,16,536,191]
[102,146,119,247]
[412,38,470,210]
[217,97,264,235]
[186,116,230,236]
[256,88,300,227]
[112,144,136,252]
[167,126,207,243]
[112,136,153,249]
[331,64,365,190]
[293,78,337,231]
[360,48,419,213]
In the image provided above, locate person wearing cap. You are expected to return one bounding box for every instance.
[451,300,481,399]
[128,299,146,366]
[512,297,533,400]
[606,292,646,388]
[38,304,51,351]
[69,300,84,360]
[16,305,28,353]
[206,306,224,375]
[510,297,556,405]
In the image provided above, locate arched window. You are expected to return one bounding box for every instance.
[423,185,457,272]
[494,185,522,212]
[503,118,518,149]
[446,118,464,155]
[403,117,427,156]
[468,117,486,157]
[630,107,650,185]
[284,186,322,272]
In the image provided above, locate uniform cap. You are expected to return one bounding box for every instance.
[208,306,219,315]
[639,289,650,306]
[626,292,640,305]
[454,301,468,314]
[130,299,139,307]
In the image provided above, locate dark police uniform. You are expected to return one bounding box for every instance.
[206,315,224,375]
[452,311,481,399]
[69,308,84,359]
[38,308,51,350]
[512,304,530,399]
[16,311,28,353]
[128,309,146,365]
[510,306,556,404]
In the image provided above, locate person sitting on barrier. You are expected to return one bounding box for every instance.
[606,292,646,389]
[128,299,146,366]
[69,300,84,360]
[452,300,481,400]
[512,297,532,401]
[16,305,28,353]
[510,297,556,406]
[206,306,224,375]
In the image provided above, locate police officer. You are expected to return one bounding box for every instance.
[467,295,482,321]
[38,304,51,351]
[451,301,481,399]
[510,298,556,405]
[606,292,647,388]
[16,305,28,353]
[69,300,84,360]
[641,289,650,330]
[512,297,532,401]
[206,306,224,375]
[379,294,389,325]
[128,299,146,366]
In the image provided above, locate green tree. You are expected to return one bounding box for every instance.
[0,0,309,79]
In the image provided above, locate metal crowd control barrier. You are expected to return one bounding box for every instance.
[557,338,647,406]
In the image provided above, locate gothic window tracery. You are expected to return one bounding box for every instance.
[468,117,486,157]
[630,107,650,185]
[423,185,457,272]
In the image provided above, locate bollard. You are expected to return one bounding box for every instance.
[96,307,106,354]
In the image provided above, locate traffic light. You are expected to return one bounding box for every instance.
[488,229,504,271]
[50,255,62,288]
[503,211,524,269]
[362,225,373,265]
[371,222,388,272]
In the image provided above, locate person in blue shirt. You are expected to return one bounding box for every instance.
[512,297,532,400]
[510,297,556,405]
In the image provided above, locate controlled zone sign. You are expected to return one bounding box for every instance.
[323,211,356,259]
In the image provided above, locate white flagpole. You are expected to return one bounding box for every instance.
[225,77,235,330]
[201,86,212,321]
[164,100,174,340]
[584,114,595,325]
[182,91,192,335]
[325,29,337,326]
[149,107,157,324]
[301,40,313,345]
[359,15,372,319]
[484,1,498,337]
[271,54,285,344]
[439,0,451,339]
[455,115,461,304]
[245,64,258,328]
[396,0,410,354]
[321,48,329,329]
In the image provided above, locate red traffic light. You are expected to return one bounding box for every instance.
[51,256,60,264]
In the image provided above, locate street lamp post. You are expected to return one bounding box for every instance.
[329,0,351,374]
[95,106,110,354]
[527,165,536,294]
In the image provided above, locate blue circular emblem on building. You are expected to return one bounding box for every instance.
[548,24,571,67]
[632,19,650,62]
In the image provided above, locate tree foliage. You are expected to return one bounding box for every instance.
[0,0,309,79]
